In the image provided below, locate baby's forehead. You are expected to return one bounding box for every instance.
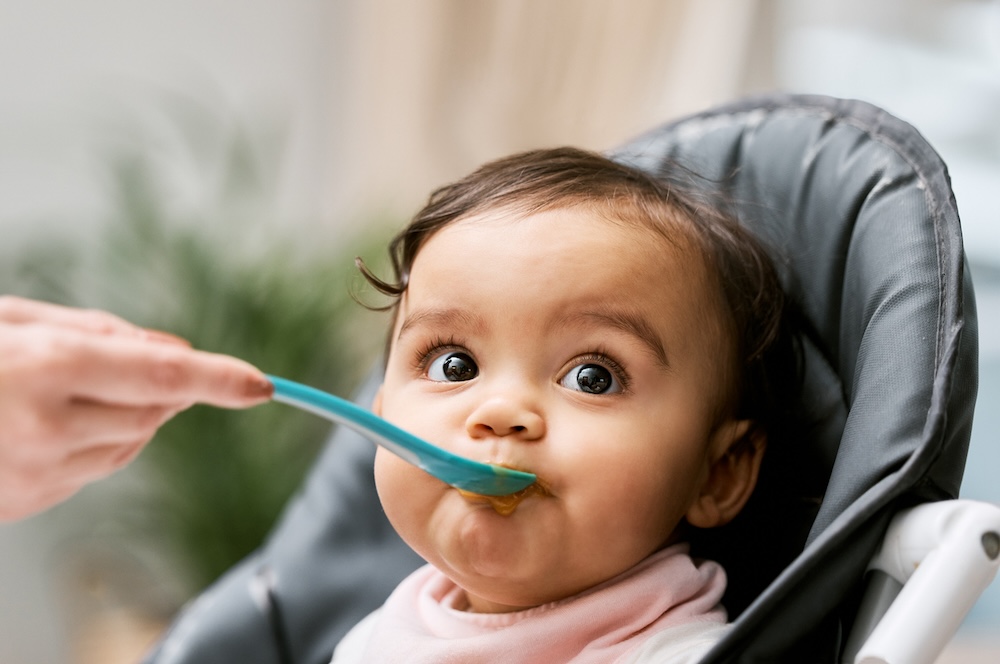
[408,204,732,336]
[422,199,719,288]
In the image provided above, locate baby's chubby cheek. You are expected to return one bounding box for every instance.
[373,448,412,508]
[373,448,443,541]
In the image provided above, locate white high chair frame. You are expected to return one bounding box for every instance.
[846,500,1000,664]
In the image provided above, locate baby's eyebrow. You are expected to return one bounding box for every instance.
[397,307,486,341]
[562,309,670,369]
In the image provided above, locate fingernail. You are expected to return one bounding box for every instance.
[246,376,275,400]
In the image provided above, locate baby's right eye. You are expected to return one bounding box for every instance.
[427,351,479,382]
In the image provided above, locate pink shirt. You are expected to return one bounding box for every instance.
[333,543,727,663]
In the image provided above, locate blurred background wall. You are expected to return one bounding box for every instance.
[0,1,997,662]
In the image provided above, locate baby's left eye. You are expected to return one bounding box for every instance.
[559,363,622,395]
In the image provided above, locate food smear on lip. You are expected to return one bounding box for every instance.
[457,481,550,516]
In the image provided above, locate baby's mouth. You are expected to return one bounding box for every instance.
[456,471,551,516]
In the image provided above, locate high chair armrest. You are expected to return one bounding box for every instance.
[845,500,1000,664]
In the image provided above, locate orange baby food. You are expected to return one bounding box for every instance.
[458,481,549,516]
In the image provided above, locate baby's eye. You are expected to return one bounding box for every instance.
[560,363,622,395]
[427,351,479,382]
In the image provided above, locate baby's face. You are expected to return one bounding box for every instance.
[374,206,747,613]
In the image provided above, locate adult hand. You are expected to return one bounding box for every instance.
[0,296,273,522]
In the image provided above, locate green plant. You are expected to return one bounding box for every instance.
[4,108,394,595]
[102,141,393,592]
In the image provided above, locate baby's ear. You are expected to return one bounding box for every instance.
[685,420,766,529]
[371,386,384,416]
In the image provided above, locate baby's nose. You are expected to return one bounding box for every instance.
[465,396,545,441]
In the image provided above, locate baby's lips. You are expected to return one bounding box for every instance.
[488,460,553,494]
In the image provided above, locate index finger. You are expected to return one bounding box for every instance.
[64,334,274,408]
[0,296,189,347]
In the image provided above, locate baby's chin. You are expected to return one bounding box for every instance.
[423,507,573,602]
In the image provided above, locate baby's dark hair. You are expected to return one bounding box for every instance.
[358,147,798,439]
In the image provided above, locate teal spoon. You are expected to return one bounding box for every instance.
[267,376,537,496]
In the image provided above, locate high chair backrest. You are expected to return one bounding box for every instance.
[610,93,979,662]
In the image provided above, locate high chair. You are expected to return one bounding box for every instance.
[144,94,996,664]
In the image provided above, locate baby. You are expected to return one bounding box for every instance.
[333,147,794,663]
